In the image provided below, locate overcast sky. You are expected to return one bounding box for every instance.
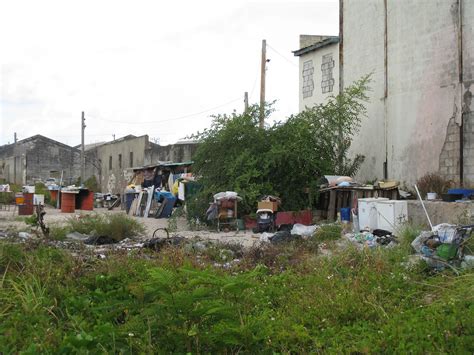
[0,0,338,146]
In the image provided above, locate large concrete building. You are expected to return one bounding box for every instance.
[339,0,474,185]
[293,35,340,111]
[0,134,198,193]
[85,135,198,194]
[0,135,80,185]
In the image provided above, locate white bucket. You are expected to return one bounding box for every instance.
[427,192,437,200]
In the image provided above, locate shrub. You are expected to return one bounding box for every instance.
[66,213,145,241]
[191,76,371,214]
[415,172,453,197]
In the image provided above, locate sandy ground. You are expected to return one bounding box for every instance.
[0,205,261,247]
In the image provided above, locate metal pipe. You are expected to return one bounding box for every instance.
[414,184,433,231]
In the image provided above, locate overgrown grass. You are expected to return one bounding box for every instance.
[66,213,145,241]
[0,239,473,353]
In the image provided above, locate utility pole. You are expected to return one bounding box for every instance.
[259,39,267,128]
[81,111,86,184]
[244,91,249,113]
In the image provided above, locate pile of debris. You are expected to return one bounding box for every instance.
[344,229,398,249]
[411,223,473,271]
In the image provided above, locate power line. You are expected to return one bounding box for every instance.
[89,97,242,125]
[267,43,299,68]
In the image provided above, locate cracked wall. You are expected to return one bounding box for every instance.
[344,0,474,185]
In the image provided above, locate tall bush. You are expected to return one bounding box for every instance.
[191,76,370,214]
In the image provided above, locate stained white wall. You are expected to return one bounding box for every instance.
[298,42,339,111]
[343,0,474,185]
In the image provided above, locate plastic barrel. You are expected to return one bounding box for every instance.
[61,193,76,213]
[81,191,94,211]
[340,207,351,222]
[50,190,58,203]
[18,193,34,215]
[125,193,135,213]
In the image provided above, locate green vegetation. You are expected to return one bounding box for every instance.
[0,237,472,353]
[191,76,370,215]
[66,213,145,241]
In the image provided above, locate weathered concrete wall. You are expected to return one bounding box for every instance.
[343,0,386,182]
[146,142,198,165]
[343,0,474,186]
[407,200,474,228]
[0,136,80,185]
[89,135,148,194]
[298,42,339,111]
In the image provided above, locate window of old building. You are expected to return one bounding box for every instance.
[109,156,112,170]
[302,60,314,98]
[321,53,335,93]
[118,154,122,169]
[129,152,133,167]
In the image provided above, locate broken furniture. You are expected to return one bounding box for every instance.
[213,192,241,232]
[318,185,399,221]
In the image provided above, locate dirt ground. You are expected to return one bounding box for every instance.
[0,205,261,248]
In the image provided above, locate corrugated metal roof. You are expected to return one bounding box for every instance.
[292,36,339,57]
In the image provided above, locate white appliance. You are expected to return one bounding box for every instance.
[358,197,389,231]
[33,194,45,205]
[376,200,408,233]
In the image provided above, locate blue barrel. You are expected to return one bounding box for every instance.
[340,207,351,222]
[125,193,136,213]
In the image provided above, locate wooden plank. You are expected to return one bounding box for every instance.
[328,190,337,221]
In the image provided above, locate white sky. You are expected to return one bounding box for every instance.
[0,0,338,146]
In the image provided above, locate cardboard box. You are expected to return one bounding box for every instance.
[258,201,278,211]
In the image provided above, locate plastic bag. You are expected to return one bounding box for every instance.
[291,224,319,237]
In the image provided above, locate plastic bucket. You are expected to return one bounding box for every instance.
[427,192,437,200]
[340,207,351,222]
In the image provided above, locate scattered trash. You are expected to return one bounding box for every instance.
[18,232,32,239]
[143,236,186,251]
[66,232,90,241]
[345,230,397,248]
[411,224,473,272]
[269,230,300,244]
[290,224,319,237]
[84,235,117,245]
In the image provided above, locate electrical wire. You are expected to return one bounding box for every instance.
[267,43,299,68]
[89,97,242,125]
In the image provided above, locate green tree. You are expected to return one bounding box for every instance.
[191,75,370,214]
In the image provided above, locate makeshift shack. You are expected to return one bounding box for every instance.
[126,161,198,218]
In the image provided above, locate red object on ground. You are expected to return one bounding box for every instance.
[61,193,76,213]
[275,210,312,226]
[80,191,94,210]
[244,216,257,230]
[18,193,34,215]
[50,190,58,203]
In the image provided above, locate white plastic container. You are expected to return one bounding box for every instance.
[358,197,389,231]
[33,194,45,205]
[376,200,408,233]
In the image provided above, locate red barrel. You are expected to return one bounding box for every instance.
[81,191,94,211]
[18,193,34,215]
[61,193,76,213]
[50,190,58,203]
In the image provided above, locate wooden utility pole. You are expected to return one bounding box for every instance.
[81,111,86,184]
[244,91,249,113]
[259,39,267,128]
